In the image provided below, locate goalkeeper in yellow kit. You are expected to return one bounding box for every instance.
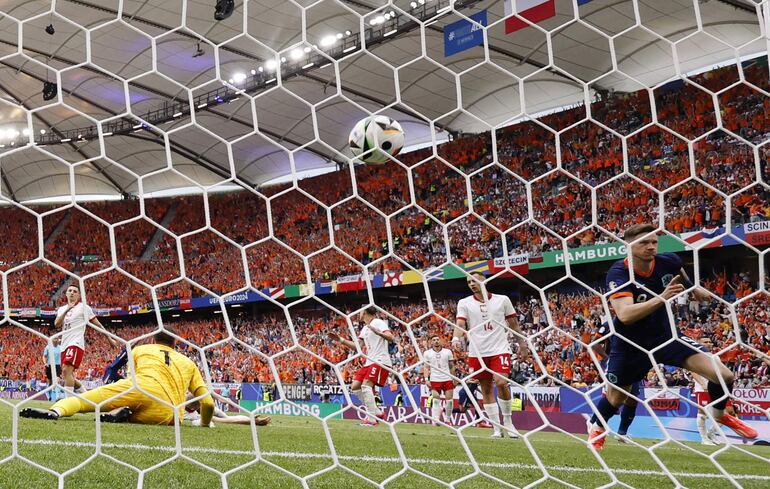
[20,328,215,426]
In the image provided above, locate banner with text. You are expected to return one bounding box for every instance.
[444,10,487,57]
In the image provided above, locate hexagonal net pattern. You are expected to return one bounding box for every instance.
[0,0,768,487]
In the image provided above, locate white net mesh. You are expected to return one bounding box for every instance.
[0,0,769,487]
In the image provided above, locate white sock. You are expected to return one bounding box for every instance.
[431,403,441,422]
[445,399,453,423]
[697,413,709,438]
[498,398,514,428]
[75,385,85,394]
[484,402,500,430]
[361,385,379,421]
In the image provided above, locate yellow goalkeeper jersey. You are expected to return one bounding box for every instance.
[132,344,208,405]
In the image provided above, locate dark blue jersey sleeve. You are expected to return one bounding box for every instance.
[606,262,633,300]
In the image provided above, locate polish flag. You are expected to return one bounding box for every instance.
[504,0,556,34]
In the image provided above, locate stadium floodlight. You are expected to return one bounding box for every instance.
[232,72,247,83]
[42,81,57,101]
[214,0,234,21]
[290,48,304,60]
[39,129,46,135]
[320,35,336,47]
[265,59,277,70]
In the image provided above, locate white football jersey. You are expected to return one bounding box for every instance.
[359,318,392,367]
[456,293,515,357]
[423,348,454,382]
[692,372,709,393]
[56,302,95,351]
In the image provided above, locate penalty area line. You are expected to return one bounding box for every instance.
[2,437,769,481]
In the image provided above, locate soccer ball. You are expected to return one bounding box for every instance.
[348,115,405,164]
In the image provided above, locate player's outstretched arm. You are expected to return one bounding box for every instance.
[90,316,120,348]
[328,332,356,350]
[611,276,685,324]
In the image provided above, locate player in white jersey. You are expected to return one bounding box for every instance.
[423,335,456,425]
[54,285,114,397]
[329,306,394,426]
[692,337,733,445]
[452,272,529,438]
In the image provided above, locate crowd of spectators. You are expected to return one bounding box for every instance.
[0,60,765,318]
[2,289,768,394]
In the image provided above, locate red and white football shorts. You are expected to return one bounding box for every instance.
[695,391,732,409]
[468,353,511,380]
[430,380,454,392]
[353,363,389,386]
[62,346,84,369]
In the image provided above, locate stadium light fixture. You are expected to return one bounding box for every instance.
[345,30,351,35]
[22,128,29,136]
[214,0,234,21]
[265,59,277,70]
[320,35,336,47]
[232,72,247,83]
[410,1,417,7]
[42,81,57,101]
[290,49,303,60]
[250,69,256,75]
[39,129,46,135]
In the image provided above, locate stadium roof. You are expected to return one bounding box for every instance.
[0,0,765,202]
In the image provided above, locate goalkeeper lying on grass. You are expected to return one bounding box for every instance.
[21,327,215,426]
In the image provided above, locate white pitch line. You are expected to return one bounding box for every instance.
[2,438,769,481]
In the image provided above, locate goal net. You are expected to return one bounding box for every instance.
[0,0,768,487]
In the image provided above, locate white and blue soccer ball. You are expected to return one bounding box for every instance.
[348,115,405,164]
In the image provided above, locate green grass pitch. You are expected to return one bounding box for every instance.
[0,401,768,488]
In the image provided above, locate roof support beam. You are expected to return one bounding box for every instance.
[62,0,437,131]
[0,76,128,196]
[714,0,757,14]
[0,41,344,167]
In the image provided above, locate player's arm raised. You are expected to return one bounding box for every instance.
[328,332,356,350]
[610,275,685,325]
[678,268,712,302]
